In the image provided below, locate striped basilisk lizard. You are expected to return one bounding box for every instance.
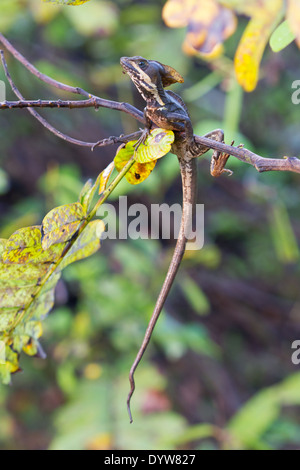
[120,56,230,422]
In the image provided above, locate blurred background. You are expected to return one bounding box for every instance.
[1,0,300,450]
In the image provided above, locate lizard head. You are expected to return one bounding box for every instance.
[120,56,184,102]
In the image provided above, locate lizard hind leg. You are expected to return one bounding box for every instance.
[210,139,234,177]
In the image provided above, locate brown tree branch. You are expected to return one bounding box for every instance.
[194,135,300,174]
[0,33,144,123]
[0,33,299,174]
[0,50,94,147]
[0,49,142,149]
[0,98,110,110]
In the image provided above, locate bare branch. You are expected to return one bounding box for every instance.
[0,50,97,147]
[0,98,107,110]
[1,33,299,174]
[0,50,142,149]
[0,33,144,124]
[194,135,300,174]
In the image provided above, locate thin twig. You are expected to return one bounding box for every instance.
[0,50,93,147]
[1,32,299,173]
[0,33,144,124]
[0,98,111,110]
[0,50,142,149]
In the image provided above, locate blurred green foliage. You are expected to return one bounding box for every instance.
[1,0,300,451]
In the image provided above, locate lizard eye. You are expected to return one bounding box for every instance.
[138,60,147,69]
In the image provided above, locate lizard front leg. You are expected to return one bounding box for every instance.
[165,112,195,146]
[133,108,152,150]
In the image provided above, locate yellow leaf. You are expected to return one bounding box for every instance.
[163,0,237,56]
[114,129,173,185]
[234,0,283,92]
[134,129,174,163]
[85,432,112,451]
[83,363,102,380]
[2,226,64,264]
[99,162,115,194]
[30,0,60,24]
[42,202,85,250]
[114,144,156,185]
[162,0,194,27]
[22,339,38,357]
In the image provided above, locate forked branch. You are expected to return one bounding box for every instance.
[0,33,299,174]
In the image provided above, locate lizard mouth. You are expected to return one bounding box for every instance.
[120,57,137,77]
[120,57,129,72]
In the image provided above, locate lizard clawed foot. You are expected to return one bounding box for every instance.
[92,134,125,151]
[210,140,234,177]
[133,128,150,151]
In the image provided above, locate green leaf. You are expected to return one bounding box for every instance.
[59,220,105,269]
[227,373,300,449]
[79,179,94,211]
[227,388,279,448]
[180,275,210,315]
[269,202,299,264]
[49,367,186,450]
[171,423,216,446]
[42,202,85,250]
[63,0,118,37]
[0,174,107,384]
[2,226,64,264]
[0,309,20,332]
[269,20,296,52]
[79,162,115,211]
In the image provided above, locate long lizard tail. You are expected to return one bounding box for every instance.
[127,157,197,422]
